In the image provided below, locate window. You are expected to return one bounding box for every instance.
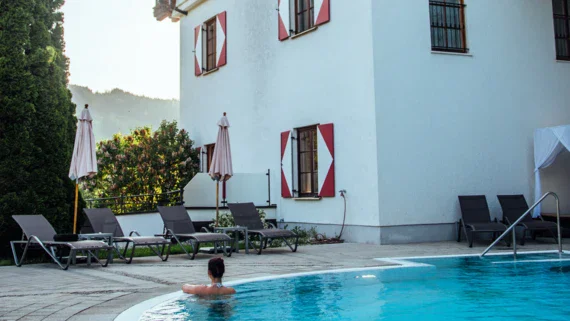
[206,143,215,172]
[194,12,226,76]
[295,0,315,33]
[553,0,570,60]
[205,18,217,71]
[429,0,468,53]
[297,126,318,197]
[277,0,330,40]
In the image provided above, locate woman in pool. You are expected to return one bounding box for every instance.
[182,257,236,295]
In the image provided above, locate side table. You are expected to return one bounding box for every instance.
[214,226,248,254]
[78,232,114,265]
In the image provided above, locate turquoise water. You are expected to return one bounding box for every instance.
[140,253,570,321]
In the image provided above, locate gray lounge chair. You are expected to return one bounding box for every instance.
[10,215,113,270]
[83,208,171,264]
[497,194,558,245]
[228,202,299,254]
[157,205,232,260]
[457,195,511,248]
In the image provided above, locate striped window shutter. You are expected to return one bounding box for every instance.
[281,130,293,198]
[278,0,290,41]
[194,25,203,76]
[216,11,227,67]
[314,0,330,26]
[317,123,334,197]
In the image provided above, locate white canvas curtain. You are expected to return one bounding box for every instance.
[533,125,570,217]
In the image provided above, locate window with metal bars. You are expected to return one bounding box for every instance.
[295,0,315,33]
[297,126,318,197]
[553,0,570,60]
[429,0,468,53]
[205,18,217,71]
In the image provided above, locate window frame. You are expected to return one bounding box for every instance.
[204,17,217,72]
[296,125,318,198]
[294,0,315,34]
[553,0,570,61]
[429,0,468,54]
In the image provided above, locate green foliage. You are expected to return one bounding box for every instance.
[82,121,199,200]
[0,0,83,257]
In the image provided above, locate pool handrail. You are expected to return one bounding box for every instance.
[481,192,562,257]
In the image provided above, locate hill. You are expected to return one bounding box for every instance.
[69,85,179,140]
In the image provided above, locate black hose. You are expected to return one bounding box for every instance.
[338,192,347,240]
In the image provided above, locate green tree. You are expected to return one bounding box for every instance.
[83,121,199,213]
[0,0,82,257]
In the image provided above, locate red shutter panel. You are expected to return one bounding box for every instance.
[278,0,290,41]
[314,0,330,26]
[317,123,334,197]
[194,25,203,76]
[216,11,227,67]
[281,130,293,198]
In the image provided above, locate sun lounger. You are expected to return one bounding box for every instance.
[157,205,232,260]
[83,208,171,264]
[457,195,510,248]
[497,194,558,245]
[228,202,299,254]
[10,215,113,270]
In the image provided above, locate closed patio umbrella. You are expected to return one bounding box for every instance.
[208,112,233,227]
[69,104,98,234]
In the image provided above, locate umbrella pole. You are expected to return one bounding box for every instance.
[73,179,79,234]
[215,181,219,227]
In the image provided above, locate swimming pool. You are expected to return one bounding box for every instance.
[136,252,570,321]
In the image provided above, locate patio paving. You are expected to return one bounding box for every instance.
[0,239,567,321]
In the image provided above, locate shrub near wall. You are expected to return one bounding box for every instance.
[83,121,200,206]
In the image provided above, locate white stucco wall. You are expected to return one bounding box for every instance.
[179,0,380,240]
[371,0,570,227]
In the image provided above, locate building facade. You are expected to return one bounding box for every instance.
[156,0,570,244]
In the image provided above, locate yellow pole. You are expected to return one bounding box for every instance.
[215,181,219,227]
[73,182,78,234]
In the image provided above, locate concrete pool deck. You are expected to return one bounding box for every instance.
[1,239,568,321]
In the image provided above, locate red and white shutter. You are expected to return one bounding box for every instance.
[216,11,227,67]
[314,0,330,26]
[281,130,293,198]
[194,25,203,76]
[317,123,334,197]
[278,0,290,41]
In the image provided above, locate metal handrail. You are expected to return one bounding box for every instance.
[481,192,562,257]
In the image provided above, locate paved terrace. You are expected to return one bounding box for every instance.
[1,239,568,321]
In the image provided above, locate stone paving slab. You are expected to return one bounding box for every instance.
[0,239,567,321]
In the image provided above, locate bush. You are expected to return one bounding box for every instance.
[82,121,199,210]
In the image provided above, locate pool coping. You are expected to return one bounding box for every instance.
[115,250,570,321]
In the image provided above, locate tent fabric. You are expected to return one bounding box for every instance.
[533,125,570,217]
[69,108,97,181]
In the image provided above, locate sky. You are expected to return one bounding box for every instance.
[61,0,180,100]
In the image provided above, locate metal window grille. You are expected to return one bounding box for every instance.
[429,0,468,53]
[553,0,570,60]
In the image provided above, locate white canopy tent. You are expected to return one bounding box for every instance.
[533,125,570,217]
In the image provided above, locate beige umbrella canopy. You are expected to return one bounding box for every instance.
[69,104,97,233]
[208,112,233,227]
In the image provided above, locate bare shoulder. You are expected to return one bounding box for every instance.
[182,284,207,295]
[223,287,236,295]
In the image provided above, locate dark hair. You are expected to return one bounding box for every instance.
[208,257,225,279]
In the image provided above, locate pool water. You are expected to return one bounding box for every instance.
[140,253,570,321]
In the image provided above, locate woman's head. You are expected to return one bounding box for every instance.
[208,257,225,279]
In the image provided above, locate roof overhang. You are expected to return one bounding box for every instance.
[171,0,208,20]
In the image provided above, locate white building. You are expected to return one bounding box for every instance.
[154,0,570,244]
